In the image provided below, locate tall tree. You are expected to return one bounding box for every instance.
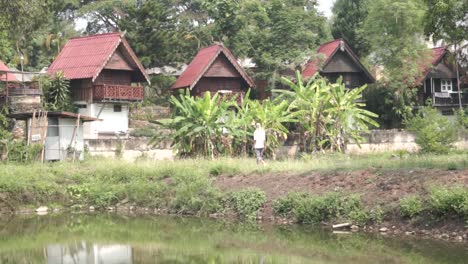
[424,0,468,109]
[363,0,429,120]
[331,0,370,57]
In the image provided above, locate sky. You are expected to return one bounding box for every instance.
[317,0,335,18]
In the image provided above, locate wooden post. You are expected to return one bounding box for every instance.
[431,78,435,106]
[69,114,80,162]
[40,111,48,163]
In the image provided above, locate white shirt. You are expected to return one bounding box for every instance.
[254,128,266,149]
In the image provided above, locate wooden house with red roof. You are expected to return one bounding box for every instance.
[171,43,255,101]
[48,32,149,139]
[302,39,375,89]
[418,47,465,110]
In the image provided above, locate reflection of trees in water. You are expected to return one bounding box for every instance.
[46,242,132,264]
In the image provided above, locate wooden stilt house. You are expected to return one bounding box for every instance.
[47,32,150,139]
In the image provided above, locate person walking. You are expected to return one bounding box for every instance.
[253,122,266,165]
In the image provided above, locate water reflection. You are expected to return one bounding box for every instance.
[46,242,132,264]
[0,214,466,264]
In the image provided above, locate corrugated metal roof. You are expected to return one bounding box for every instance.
[417,47,447,84]
[9,111,101,122]
[0,60,18,82]
[302,39,341,79]
[47,32,150,84]
[172,43,255,90]
[302,39,374,82]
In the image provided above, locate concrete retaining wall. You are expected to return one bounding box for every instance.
[85,137,173,161]
[346,129,468,154]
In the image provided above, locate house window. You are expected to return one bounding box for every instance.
[113,104,122,112]
[441,79,453,92]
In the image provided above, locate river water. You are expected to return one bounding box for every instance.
[0,214,466,263]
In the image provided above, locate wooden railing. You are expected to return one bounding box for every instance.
[1,83,42,97]
[93,84,144,102]
[433,92,468,106]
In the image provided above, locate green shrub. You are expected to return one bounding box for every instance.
[169,174,223,215]
[399,196,424,218]
[429,187,467,217]
[273,192,309,216]
[229,188,267,221]
[406,106,458,153]
[130,127,157,137]
[209,163,241,177]
[274,192,370,224]
[455,108,468,129]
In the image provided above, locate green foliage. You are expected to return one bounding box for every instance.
[2,141,42,163]
[455,108,468,129]
[170,173,223,215]
[273,192,310,217]
[400,196,424,218]
[280,72,379,152]
[363,0,429,120]
[42,72,74,112]
[331,0,370,56]
[130,127,157,138]
[229,188,266,221]
[153,91,295,158]
[429,187,468,217]
[273,192,372,225]
[424,0,468,64]
[406,106,458,153]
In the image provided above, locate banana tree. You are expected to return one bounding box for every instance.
[326,81,379,152]
[152,91,234,159]
[279,71,379,152]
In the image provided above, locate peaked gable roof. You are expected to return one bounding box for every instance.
[47,32,150,84]
[172,44,255,90]
[0,60,18,82]
[302,39,375,82]
[417,47,452,84]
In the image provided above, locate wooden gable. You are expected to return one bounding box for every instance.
[322,50,361,73]
[104,49,134,71]
[204,54,240,78]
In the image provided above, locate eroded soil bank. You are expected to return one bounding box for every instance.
[214,168,468,241]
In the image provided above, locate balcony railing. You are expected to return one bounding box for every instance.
[433,92,468,106]
[93,84,144,102]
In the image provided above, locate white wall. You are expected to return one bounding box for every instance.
[78,103,129,139]
[58,118,85,160]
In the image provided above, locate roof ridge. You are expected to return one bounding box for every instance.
[70,32,121,40]
[318,39,342,48]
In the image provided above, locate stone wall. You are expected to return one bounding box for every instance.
[85,137,173,161]
[347,129,468,154]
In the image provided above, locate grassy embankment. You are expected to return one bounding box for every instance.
[0,152,467,226]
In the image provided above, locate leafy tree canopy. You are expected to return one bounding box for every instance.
[331,0,370,57]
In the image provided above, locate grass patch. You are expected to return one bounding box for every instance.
[273,192,374,225]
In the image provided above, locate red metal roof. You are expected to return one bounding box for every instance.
[0,59,18,82]
[47,32,149,83]
[172,43,255,90]
[417,47,447,84]
[302,39,374,82]
[302,39,341,79]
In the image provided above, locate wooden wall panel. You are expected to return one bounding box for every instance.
[95,70,132,86]
[204,55,240,78]
[194,77,244,96]
[104,50,134,71]
[322,51,361,73]
[71,79,93,102]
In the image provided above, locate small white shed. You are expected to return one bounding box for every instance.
[10,111,100,161]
